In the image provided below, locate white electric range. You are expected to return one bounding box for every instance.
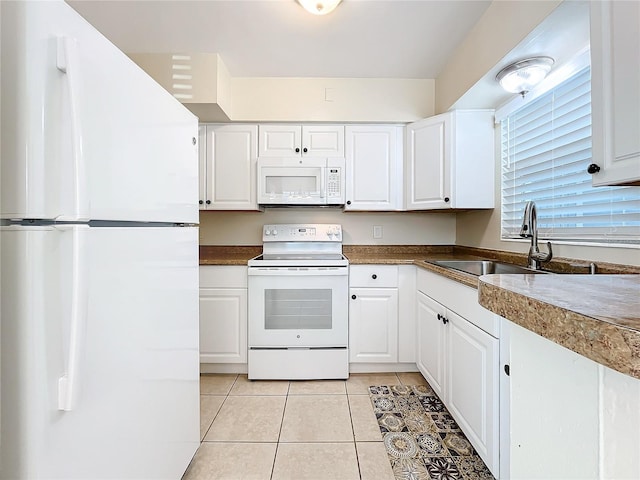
[247,224,349,380]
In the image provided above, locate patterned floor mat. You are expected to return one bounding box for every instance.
[368,385,495,480]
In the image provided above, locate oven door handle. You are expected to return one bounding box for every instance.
[248,267,348,276]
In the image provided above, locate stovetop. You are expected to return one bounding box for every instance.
[248,253,349,268]
[249,224,348,268]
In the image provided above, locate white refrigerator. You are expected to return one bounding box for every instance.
[1,1,200,479]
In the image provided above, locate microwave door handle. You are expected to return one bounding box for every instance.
[320,169,326,199]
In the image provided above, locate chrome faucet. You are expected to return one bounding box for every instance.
[519,201,553,270]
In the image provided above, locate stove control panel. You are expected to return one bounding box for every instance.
[262,224,342,242]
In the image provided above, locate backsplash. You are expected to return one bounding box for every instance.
[199,210,457,246]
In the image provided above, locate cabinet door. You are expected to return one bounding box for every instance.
[509,322,599,479]
[258,125,302,157]
[198,125,208,209]
[302,125,345,157]
[416,291,446,398]
[349,288,398,363]
[206,124,258,210]
[397,265,416,363]
[199,287,247,363]
[590,0,640,186]
[345,125,403,210]
[405,114,451,209]
[446,310,499,477]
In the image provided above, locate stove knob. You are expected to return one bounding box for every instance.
[273,230,278,236]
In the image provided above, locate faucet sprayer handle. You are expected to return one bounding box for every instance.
[532,241,553,263]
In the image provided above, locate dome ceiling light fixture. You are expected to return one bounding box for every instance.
[496,57,555,98]
[297,0,342,16]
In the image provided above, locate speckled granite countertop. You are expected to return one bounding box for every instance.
[479,274,640,380]
[199,246,261,265]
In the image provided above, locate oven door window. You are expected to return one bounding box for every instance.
[264,289,332,329]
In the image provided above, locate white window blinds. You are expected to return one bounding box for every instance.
[501,66,640,244]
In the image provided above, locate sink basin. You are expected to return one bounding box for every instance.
[430,260,549,276]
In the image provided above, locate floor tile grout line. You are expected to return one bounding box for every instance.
[200,374,237,443]
[269,384,291,480]
[347,394,364,480]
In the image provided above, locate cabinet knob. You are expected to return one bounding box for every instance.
[371,274,377,279]
[192,137,197,146]
[351,294,357,300]
[199,200,204,205]
[295,147,300,153]
[444,197,450,203]
[587,163,601,174]
[346,200,352,205]
[504,364,510,376]
[303,147,308,153]
[206,200,211,205]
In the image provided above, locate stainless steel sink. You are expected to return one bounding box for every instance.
[430,260,550,276]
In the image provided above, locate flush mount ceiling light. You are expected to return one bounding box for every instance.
[496,57,555,97]
[297,0,342,15]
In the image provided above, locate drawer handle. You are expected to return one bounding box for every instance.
[371,274,377,279]
[351,294,357,300]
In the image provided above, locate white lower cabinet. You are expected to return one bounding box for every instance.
[349,287,399,363]
[416,269,499,478]
[199,266,247,364]
[506,320,640,479]
[349,265,399,363]
[446,309,499,474]
[416,291,446,398]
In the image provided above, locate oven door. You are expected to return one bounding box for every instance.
[248,266,348,347]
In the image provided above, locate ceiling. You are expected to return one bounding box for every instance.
[67,0,492,79]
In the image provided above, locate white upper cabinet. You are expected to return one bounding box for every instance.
[405,110,495,210]
[201,124,258,210]
[590,0,640,186]
[344,125,404,210]
[198,125,208,208]
[258,125,344,157]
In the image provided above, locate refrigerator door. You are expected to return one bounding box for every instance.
[1,0,198,223]
[0,225,199,479]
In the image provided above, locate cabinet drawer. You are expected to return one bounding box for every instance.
[200,265,248,288]
[349,265,398,288]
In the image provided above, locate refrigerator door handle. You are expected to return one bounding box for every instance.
[56,36,89,221]
[57,225,89,411]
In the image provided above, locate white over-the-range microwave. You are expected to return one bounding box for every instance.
[257,157,345,206]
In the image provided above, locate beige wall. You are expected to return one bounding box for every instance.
[230,77,435,123]
[199,209,456,246]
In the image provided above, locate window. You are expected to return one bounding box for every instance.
[500,66,640,244]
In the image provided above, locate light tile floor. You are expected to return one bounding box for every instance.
[183,372,430,480]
